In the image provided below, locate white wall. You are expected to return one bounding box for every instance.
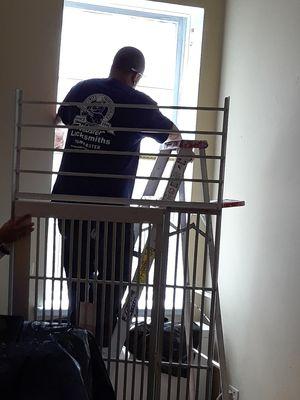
[219,1,300,399]
[0,0,63,312]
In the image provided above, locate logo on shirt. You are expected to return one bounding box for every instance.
[74,93,116,136]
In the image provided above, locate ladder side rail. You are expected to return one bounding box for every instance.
[141,148,172,197]
[133,148,172,242]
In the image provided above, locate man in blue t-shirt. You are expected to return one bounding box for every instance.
[53,47,179,346]
[53,46,178,199]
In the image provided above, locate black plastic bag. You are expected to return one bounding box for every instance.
[127,321,201,378]
[0,320,115,400]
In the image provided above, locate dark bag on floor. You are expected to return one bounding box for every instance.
[0,319,115,400]
[127,321,201,378]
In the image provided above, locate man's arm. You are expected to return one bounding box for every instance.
[54,81,84,150]
[136,93,182,144]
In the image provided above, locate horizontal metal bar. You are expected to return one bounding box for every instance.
[14,199,164,223]
[20,123,223,136]
[17,169,221,184]
[28,276,214,291]
[195,290,212,299]
[22,100,225,112]
[159,360,209,370]
[102,358,150,367]
[15,193,224,213]
[19,146,223,160]
[102,357,210,370]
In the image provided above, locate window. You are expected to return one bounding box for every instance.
[48,0,204,311]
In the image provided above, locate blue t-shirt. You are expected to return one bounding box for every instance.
[52,78,173,199]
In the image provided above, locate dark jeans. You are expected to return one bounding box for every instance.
[59,220,132,347]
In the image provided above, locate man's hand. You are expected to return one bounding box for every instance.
[0,215,34,244]
[166,124,182,142]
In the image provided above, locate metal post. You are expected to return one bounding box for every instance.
[8,89,23,315]
[203,97,231,400]
[147,211,169,400]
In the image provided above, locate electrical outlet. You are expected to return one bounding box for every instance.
[229,385,239,400]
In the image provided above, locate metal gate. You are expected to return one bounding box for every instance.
[9,90,243,399]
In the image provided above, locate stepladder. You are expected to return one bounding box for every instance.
[110,139,209,357]
[106,138,241,400]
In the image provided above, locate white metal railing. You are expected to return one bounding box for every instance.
[9,90,243,400]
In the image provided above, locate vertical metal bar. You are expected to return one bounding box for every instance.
[205,100,230,400]
[75,220,83,325]
[214,99,231,400]
[99,221,108,353]
[147,215,164,400]
[107,222,117,376]
[179,182,196,399]
[11,88,23,207]
[131,223,143,400]
[148,211,170,400]
[42,218,49,321]
[81,220,91,329]
[34,218,40,320]
[140,222,151,400]
[218,97,230,204]
[114,222,125,398]
[93,221,100,334]
[123,225,134,400]
[195,214,209,400]
[167,212,181,400]
[59,219,65,323]
[156,211,171,400]
[205,213,220,400]
[185,213,200,400]
[200,98,231,400]
[58,219,66,323]
[50,218,57,323]
[68,219,74,322]
[176,212,191,400]
[8,88,23,315]
[85,220,91,303]
[201,155,216,400]
[12,233,31,318]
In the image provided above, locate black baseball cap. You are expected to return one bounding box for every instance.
[112,46,145,74]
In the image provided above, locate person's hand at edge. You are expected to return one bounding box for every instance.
[0,215,34,244]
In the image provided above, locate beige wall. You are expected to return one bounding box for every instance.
[153,0,226,210]
[219,1,300,399]
[153,0,226,127]
[0,0,63,312]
